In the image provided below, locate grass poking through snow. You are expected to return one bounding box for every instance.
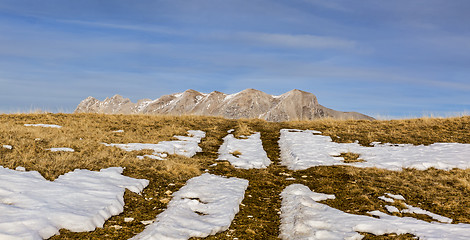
[0,114,469,239]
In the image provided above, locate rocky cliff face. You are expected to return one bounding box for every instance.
[74,89,374,121]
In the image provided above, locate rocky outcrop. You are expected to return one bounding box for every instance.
[74,89,374,121]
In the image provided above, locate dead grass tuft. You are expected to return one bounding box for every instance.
[335,152,366,163]
[230,150,242,157]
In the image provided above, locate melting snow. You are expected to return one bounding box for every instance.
[131,173,248,240]
[379,194,452,223]
[280,184,470,240]
[217,132,271,169]
[46,148,75,152]
[103,130,205,160]
[24,124,62,128]
[0,166,149,239]
[385,193,405,201]
[385,205,400,213]
[378,196,395,203]
[279,129,470,171]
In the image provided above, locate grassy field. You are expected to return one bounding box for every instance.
[0,113,469,239]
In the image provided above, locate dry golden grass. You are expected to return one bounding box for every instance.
[230,150,242,157]
[334,152,365,163]
[0,114,469,239]
[232,120,255,138]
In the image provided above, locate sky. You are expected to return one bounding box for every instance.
[0,0,469,118]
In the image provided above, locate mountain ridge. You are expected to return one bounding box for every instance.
[74,89,374,121]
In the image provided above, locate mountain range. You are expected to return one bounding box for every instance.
[74,89,374,121]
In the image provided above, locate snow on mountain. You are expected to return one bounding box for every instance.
[74,89,373,121]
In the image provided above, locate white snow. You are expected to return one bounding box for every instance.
[46,147,75,152]
[279,129,470,171]
[385,205,400,213]
[217,132,271,169]
[131,173,248,240]
[136,100,155,112]
[401,203,453,223]
[113,130,125,133]
[24,124,62,128]
[15,166,25,171]
[103,130,205,160]
[223,92,239,101]
[378,196,395,203]
[0,166,149,240]
[280,184,470,240]
[385,193,405,201]
[379,194,452,223]
[2,145,12,150]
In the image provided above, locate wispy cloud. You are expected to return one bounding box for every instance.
[301,0,351,12]
[59,19,183,35]
[220,32,356,50]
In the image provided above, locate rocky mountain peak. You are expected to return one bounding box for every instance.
[74,89,374,121]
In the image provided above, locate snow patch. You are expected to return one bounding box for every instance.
[103,130,205,160]
[280,184,469,240]
[46,148,75,152]
[279,129,470,171]
[24,124,62,128]
[223,92,240,101]
[385,193,405,201]
[0,166,149,239]
[131,173,248,240]
[217,132,271,169]
[113,130,124,133]
[379,194,452,223]
[385,205,400,213]
[2,145,12,150]
[378,196,395,203]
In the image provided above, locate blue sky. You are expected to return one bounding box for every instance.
[0,0,469,118]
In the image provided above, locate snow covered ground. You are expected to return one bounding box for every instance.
[280,184,470,240]
[46,147,75,152]
[24,124,62,128]
[217,132,271,169]
[103,130,205,160]
[0,167,148,239]
[279,129,470,171]
[132,173,248,240]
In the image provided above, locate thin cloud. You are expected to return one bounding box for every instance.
[301,0,351,12]
[58,19,183,36]
[228,32,356,49]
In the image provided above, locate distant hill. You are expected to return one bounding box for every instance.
[74,89,374,121]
